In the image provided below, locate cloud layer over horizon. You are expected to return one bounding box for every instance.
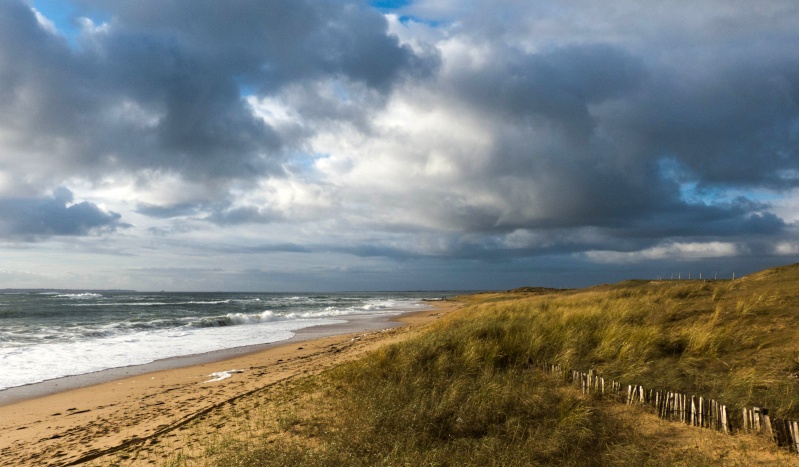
[1,0,798,291]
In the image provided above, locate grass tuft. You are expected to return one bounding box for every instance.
[158,263,799,466]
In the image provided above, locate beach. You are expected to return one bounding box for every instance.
[0,301,457,466]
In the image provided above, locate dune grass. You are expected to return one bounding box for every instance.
[161,263,799,466]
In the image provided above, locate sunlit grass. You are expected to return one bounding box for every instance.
[161,263,799,466]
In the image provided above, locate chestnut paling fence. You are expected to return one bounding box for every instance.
[541,364,799,453]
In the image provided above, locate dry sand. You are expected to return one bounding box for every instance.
[0,301,458,466]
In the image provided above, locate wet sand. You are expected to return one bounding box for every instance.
[0,301,458,466]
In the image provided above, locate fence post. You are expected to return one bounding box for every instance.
[714,401,720,430]
[670,392,676,420]
[743,407,751,432]
[538,363,799,454]
[698,396,704,427]
[754,407,762,433]
[762,409,773,439]
[721,404,729,434]
[679,393,685,423]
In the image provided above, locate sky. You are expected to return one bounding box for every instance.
[0,0,798,291]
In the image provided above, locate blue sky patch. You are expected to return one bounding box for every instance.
[33,0,110,43]
[370,0,411,10]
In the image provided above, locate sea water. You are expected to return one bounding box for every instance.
[0,291,447,390]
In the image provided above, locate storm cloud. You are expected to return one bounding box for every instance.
[0,0,798,290]
[0,188,125,238]
[0,0,430,188]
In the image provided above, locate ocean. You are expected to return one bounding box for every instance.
[0,291,448,391]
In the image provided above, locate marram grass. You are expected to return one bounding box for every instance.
[166,263,799,466]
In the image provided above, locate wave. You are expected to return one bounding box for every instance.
[56,293,103,299]
[361,299,399,311]
[71,304,383,333]
[2,295,428,351]
[185,300,232,305]
[190,310,285,328]
[71,299,233,307]
[185,304,387,328]
[232,298,262,304]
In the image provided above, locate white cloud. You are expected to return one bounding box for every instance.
[31,7,57,34]
[247,95,303,131]
[775,242,799,255]
[225,177,336,222]
[585,241,739,264]
[77,16,110,35]
[384,14,445,54]
[769,188,799,224]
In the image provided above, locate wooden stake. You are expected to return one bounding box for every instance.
[762,410,773,438]
[721,405,729,434]
[698,396,704,427]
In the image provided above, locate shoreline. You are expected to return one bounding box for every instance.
[0,306,428,407]
[0,301,458,466]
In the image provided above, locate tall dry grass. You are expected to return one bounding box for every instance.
[164,263,799,466]
[199,315,724,466]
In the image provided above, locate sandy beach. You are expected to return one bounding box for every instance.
[0,301,457,466]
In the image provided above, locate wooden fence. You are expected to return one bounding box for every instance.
[540,363,799,453]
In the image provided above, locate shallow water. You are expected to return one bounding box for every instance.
[0,291,448,390]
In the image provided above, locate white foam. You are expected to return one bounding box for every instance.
[0,294,435,391]
[72,300,228,307]
[226,310,280,324]
[56,293,103,299]
[0,317,343,390]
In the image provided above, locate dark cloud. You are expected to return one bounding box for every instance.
[0,0,432,186]
[0,2,94,150]
[134,202,202,219]
[97,30,282,178]
[233,243,314,254]
[611,58,799,189]
[0,188,126,238]
[104,1,796,262]
[624,201,786,239]
[79,0,432,90]
[205,206,284,225]
[2,0,799,290]
[410,28,798,255]
[449,44,647,135]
